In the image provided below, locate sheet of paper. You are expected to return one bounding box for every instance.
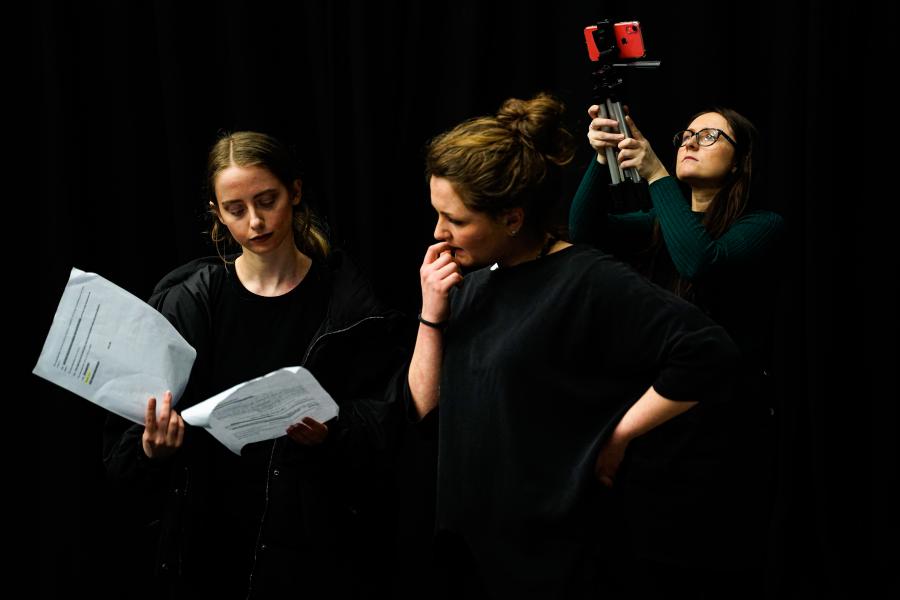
[182,366,339,455]
[32,268,196,425]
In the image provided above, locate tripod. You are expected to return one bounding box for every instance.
[591,61,660,184]
[584,19,660,184]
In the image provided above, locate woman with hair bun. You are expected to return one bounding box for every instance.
[403,94,739,598]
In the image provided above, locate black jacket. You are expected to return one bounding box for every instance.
[103,251,410,598]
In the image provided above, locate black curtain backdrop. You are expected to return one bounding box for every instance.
[32,1,896,597]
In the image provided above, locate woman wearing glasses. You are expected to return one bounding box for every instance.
[568,107,785,598]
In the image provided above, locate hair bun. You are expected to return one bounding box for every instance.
[496,93,573,165]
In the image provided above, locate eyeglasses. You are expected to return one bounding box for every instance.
[672,128,737,149]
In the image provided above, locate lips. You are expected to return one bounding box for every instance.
[250,232,273,242]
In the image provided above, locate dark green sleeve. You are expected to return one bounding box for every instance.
[569,158,654,253]
[569,158,609,244]
[649,177,786,280]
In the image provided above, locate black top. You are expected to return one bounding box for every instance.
[568,160,788,568]
[211,261,327,394]
[436,245,737,595]
[205,262,328,577]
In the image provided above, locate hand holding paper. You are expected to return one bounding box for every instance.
[182,367,339,455]
[287,417,330,446]
[142,391,186,459]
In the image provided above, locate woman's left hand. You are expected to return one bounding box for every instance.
[287,416,329,446]
[616,116,669,184]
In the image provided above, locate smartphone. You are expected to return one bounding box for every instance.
[613,21,645,59]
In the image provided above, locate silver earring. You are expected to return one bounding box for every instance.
[510,229,519,237]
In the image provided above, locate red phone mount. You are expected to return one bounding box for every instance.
[583,25,602,62]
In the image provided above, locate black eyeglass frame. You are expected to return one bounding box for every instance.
[672,128,737,149]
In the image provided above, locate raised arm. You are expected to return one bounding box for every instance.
[649,177,786,279]
[407,242,462,420]
[569,105,624,244]
[570,108,656,252]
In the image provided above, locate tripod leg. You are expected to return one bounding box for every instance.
[609,100,641,183]
[598,103,622,184]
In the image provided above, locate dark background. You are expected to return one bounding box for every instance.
[32,1,897,597]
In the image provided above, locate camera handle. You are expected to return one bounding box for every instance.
[597,98,640,183]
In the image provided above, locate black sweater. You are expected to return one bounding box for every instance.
[435,245,737,596]
[568,160,787,570]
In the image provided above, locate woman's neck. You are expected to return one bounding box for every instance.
[690,186,719,212]
[498,233,571,268]
[235,244,312,297]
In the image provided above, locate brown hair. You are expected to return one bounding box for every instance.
[425,93,575,236]
[207,131,330,261]
[690,107,758,239]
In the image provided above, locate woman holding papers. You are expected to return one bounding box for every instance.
[104,131,407,598]
[568,107,786,596]
[403,93,739,598]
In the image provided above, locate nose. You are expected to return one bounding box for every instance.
[248,207,265,230]
[433,216,449,241]
[683,133,700,150]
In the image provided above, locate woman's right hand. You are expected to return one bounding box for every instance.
[142,391,185,460]
[594,432,631,488]
[419,241,463,324]
[587,104,625,166]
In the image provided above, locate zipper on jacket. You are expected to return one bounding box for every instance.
[244,313,391,595]
[245,439,279,598]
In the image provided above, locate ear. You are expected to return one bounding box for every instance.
[292,179,303,206]
[502,207,525,236]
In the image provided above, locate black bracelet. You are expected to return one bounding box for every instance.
[417,312,448,330]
